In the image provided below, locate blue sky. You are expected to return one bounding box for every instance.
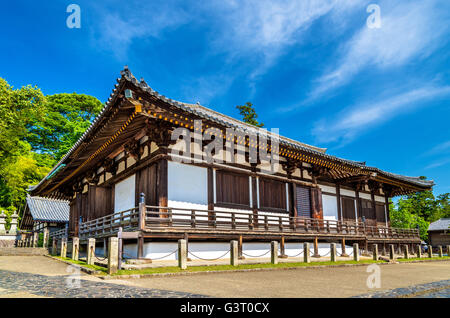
[1,1,450,195]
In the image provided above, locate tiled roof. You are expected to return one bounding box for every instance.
[428,218,450,232]
[30,67,434,193]
[26,196,69,223]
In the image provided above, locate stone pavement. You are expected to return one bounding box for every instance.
[354,279,450,298]
[0,256,449,298]
[0,256,207,298]
[0,269,208,298]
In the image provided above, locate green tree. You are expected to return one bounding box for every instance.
[0,78,45,164]
[26,93,103,161]
[236,102,264,127]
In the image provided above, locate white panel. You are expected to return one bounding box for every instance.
[319,184,336,194]
[340,189,356,197]
[375,195,385,203]
[359,192,371,200]
[249,176,253,208]
[121,242,356,260]
[322,194,338,220]
[168,161,207,205]
[114,174,135,213]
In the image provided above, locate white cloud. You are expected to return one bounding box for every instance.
[92,1,190,59]
[312,85,450,146]
[309,0,449,101]
[425,158,450,170]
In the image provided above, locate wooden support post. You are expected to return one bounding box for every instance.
[341,238,348,257]
[303,242,310,263]
[403,244,409,259]
[238,235,245,260]
[417,244,422,258]
[87,238,95,265]
[184,232,191,262]
[438,246,443,258]
[428,245,433,258]
[103,238,107,257]
[230,240,238,266]
[32,232,38,248]
[72,237,79,261]
[330,243,337,262]
[279,236,287,258]
[389,244,395,260]
[447,245,450,257]
[107,237,119,275]
[313,237,320,258]
[373,244,379,261]
[178,239,187,270]
[353,243,360,261]
[43,228,49,248]
[139,193,146,231]
[137,236,144,259]
[51,239,57,255]
[118,227,123,270]
[60,238,67,258]
[271,241,279,264]
[382,243,386,256]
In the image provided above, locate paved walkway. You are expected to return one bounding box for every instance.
[0,256,206,298]
[0,256,449,298]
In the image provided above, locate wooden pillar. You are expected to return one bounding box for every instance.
[389,244,395,260]
[184,232,191,261]
[341,237,348,257]
[238,235,244,260]
[251,176,258,228]
[373,244,379,261]
[137,236,144,259]
[330,243,337,262]
[336,184,342,221]
[353,243,360,261]
[43,228,49,248]
[417,244,422,258]
[271,241,279,264]
[230,240,238,266]
[157,159,168,212]
[207,167,215,225]
[279,236,287,258]
[428,245,433,258]
[313,237,320,258]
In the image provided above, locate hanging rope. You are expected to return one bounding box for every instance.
[149,250,178,260]
[284,250,304,257]
[242,250,271,258]
[188,250,230,261]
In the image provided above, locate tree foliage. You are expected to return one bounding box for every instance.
[0,78,102,228]
[390,188,450,241]
[236,102,264,127]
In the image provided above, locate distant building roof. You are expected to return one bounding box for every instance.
[25,196,69,223]
[428,218,450,232]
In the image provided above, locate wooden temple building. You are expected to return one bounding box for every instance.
[29,67,434,260]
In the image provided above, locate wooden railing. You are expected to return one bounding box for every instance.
[143,205,419,239]
[78,207,139,239]
[49,228,67,239]
[76,205,419,240]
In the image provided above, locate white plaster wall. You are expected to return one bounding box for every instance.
[319,184,336,194]
[168,161,207,205]
[359,192,371,200]
[114,174,136,213]
[122,242,356,260]
[340,189,356,197]
[322,194,338,221]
